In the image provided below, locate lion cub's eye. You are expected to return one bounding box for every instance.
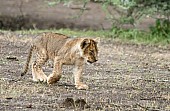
[89,50,94,55]
[90,49,94,52]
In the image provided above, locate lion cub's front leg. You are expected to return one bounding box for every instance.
[74,64,88,90]
[47,57,62,84]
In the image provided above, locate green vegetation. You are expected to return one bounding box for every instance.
[1,0,169,45]
[51,0,170,26]
[41,0,170,45]
[1,27,170,45]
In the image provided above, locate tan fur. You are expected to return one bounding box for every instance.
[21,32,98,90]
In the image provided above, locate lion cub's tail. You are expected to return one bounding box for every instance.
[21,45,34,76]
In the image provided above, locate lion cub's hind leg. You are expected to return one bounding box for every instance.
[32,49,48,82]
[47,57,62,84]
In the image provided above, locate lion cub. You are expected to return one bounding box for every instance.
[21,32,99,89]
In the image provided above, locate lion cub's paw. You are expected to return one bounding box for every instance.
[47,75,61,84]
[75,83,89,90]
[38,75,47,82]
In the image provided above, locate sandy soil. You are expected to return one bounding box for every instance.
[0,32,169,111]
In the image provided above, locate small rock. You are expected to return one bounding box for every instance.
[62,98,88,109]
[5,97,13,100]
[26,104,32,108]
[62,98,75,108]
[75,98,87,109]
[96,106,103,110]
[6,56,19,61]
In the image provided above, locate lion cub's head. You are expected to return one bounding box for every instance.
[80,38,99,64]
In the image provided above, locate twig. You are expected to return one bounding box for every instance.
[136,103,148,110]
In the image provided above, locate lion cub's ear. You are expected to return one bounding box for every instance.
[80,39,90,49]
[93,37,100,44]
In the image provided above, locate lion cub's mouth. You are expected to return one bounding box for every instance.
[87,60,97,64]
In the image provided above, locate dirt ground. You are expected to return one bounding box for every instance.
[0,32,169,111]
